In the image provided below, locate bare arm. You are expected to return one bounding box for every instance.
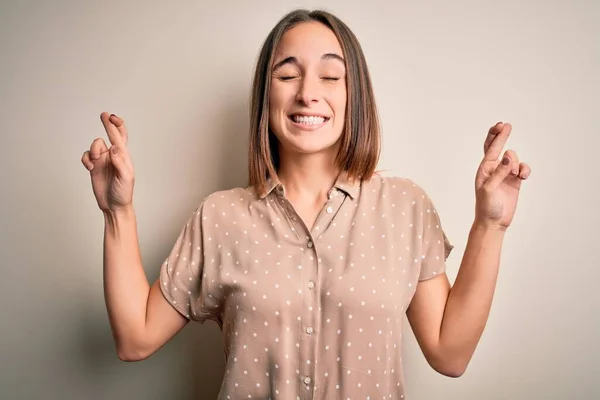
[82,113,189,361]
[407,121,530,377]
[103,206,188,362]
[406,223,504,377]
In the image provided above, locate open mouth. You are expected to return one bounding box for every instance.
[288,114,330,126]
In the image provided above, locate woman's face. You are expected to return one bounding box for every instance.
[269,21,347,160]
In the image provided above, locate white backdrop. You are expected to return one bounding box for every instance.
[1,1,598,399]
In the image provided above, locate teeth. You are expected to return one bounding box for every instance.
[293,115,326,125]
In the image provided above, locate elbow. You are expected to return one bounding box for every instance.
[434,364,467,378]
[116,341,153,362]
[117,348,151,362]
[117,348,147,362]
[428,354,470,378]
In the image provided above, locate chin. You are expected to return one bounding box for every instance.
[282,134,341,157]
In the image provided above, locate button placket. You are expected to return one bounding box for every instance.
[276,186,347,397]
[272,185,319,395]
[310,189,345,240]
[274,194,306,245]
[304,192,345,392]
[299,233,319,397]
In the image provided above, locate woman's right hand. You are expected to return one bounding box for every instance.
[81,112,135,213]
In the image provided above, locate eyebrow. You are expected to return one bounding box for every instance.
[272,53,345,71]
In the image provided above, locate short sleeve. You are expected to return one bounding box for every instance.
[418,189,454,281]
[159,202,213,323]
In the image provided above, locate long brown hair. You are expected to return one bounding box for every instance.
[248,9,381,197]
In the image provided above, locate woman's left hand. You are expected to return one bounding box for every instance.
[474,122,531,230]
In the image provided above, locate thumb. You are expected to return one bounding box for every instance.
[484,155,512,191]
[109,146,133,181]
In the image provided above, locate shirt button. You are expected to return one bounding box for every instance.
[307,241,314,248]
[306,327,313,334]
[303,377,312,385]
[307,281,315,289]
[326,206,333,214]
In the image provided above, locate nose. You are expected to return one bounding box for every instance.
[295,76,320,105]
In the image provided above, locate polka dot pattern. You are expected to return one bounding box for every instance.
[160,173,453,399]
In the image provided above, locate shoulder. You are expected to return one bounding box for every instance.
[202,186,256,206]
[363,172,434,203]
[190,185,265,218]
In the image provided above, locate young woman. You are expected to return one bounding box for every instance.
[81,9,530,400]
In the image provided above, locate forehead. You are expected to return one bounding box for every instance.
[274,21,343,61]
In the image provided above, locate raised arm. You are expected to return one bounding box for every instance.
[103,207,188,361]
[407,122,531,377]
[407,225,505,377]
[82,113,188,361]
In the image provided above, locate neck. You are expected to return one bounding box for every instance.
[277,153,340,202]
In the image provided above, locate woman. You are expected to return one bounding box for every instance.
[81,9,530,400]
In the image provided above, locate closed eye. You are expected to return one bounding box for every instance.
[277,76,340,81]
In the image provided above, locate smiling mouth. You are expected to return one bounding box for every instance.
[289,114,330,125]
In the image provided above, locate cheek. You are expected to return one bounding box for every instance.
[268,85,290,137]
[269,83,291,111]
[268,91,282,127]
[268,87,277,114]
[334,87,347,117]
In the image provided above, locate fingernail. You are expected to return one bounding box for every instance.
[110,114,117,119]
[502,156,510,165]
